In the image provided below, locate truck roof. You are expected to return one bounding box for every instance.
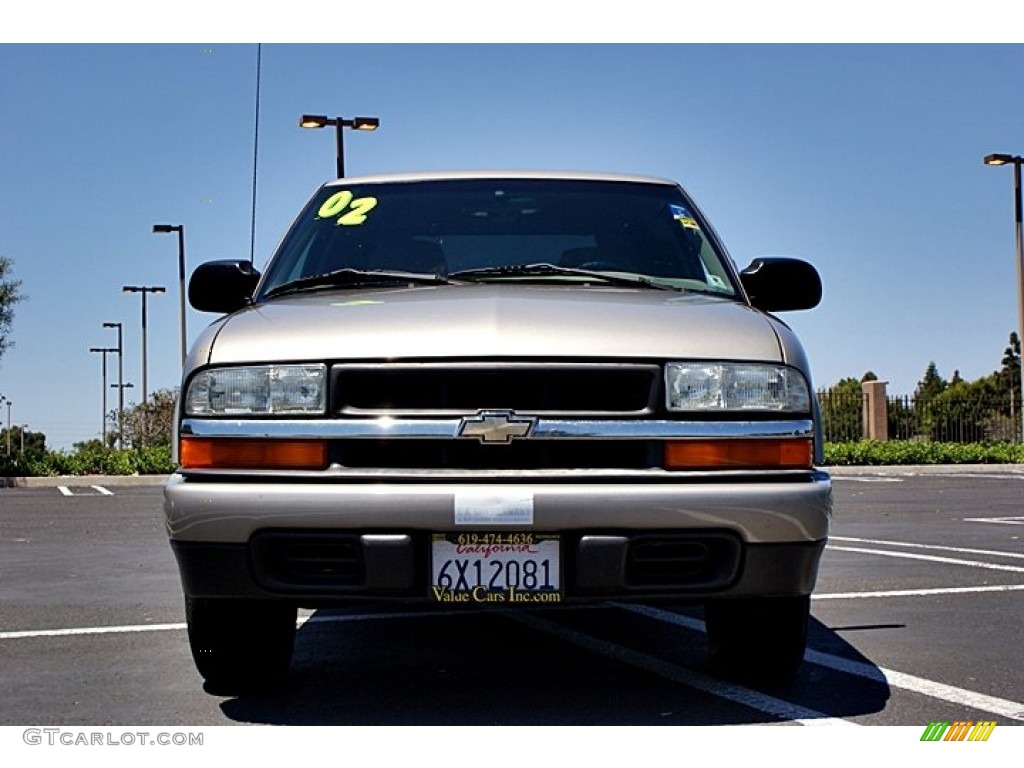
[323,169,678,187]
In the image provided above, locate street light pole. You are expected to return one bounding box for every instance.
[0,396,10,455]
[335,121,345,179]
[984,153,1024,443]
[298,114,380,179]
[103,321,124,448]
[111,382,134,446]
[122,285,166,408]
[153,225,187,366]
[89,347,117,444]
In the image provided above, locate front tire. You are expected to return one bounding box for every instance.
[186,597,297,693]
[704,595,809,682]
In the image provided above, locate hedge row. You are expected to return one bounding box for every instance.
[3,441,1023,476]
[0,445,174,477]
[823,440,1024,466]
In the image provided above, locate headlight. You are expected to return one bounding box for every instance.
[665,363,810,412]
[184,364,327,416]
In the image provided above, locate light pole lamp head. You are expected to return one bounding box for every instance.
[351,117,380,131]
[153,224,183,233]
[984,153,1017,167]
[299,114,330,129]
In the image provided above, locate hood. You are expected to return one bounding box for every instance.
[194,285,789,368]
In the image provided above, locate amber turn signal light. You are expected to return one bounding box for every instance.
[180,437,328,470]
[664,438,813,470]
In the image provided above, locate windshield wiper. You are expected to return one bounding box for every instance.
[448,263,678,291]
[263,268,452,299]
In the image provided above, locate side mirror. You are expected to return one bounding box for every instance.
[739,257,822,312]
[189,260,261,314]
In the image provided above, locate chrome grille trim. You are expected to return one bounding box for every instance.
[181,418,814,441]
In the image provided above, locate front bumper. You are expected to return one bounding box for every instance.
[163,470,831,604]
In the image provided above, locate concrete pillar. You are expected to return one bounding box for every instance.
[862,380,889,441]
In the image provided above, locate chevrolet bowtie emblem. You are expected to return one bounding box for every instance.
[457,410,536,444]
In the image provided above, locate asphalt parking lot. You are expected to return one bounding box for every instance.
[1,468,1023,731]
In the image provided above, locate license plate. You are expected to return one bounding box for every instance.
[430,533,562,604]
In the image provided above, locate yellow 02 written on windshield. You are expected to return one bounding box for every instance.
[316,190,378,226]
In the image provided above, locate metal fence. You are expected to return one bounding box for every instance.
[817,388,864,443]
[817,388,1022,443]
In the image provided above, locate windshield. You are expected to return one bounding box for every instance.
[257,178,740,299]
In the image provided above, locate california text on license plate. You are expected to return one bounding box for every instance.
[430,533,562,604]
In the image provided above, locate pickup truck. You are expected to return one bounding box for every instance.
[164,170,831,691]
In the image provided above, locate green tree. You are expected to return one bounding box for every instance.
[121,388,177,447]
[915,362,947,401]
[994,332,1022,442]
[2,426,46,456]
[72,438,106,452]
[910,362,947,440]
[991,331,1024,444]
[0,255,25,363]
[1002,331,1022,384]
[929,376,997,442]
[0,426,46,476]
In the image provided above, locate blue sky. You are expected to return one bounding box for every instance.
[2,43,1024,448]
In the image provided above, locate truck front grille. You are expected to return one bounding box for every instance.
[331,362,659,416]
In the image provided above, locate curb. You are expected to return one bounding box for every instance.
[1,475,170,488]
[824,464,1024,476]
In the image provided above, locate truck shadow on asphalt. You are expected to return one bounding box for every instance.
[217,604,890,725]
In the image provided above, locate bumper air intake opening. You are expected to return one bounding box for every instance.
[624,533,742,589]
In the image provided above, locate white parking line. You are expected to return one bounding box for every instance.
[55,485,114,497]
[814,584,1024,599]
[965,516,1024,526]
[618,604,1024,721]
[806,651,1024,721]
[928,473,1024,480]
[830,535,1024,561]
[827,545,1024,574]
[0,622,186,640]
[0,610,502,640]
